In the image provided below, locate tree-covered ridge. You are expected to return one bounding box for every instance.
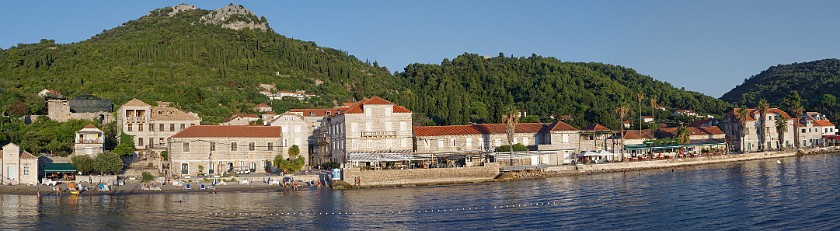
[394,53,730,129]
[721,58,840,108]
[0,6,398,124]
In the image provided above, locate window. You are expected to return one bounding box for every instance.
[170,124,175,131]
[451,138,456,147]
[210,143,215,151]
[181,163,189,174]
[268,142,274,151]
[138,124,143,131]
[367,140,373,148]
[209,162,215,174]
[127,124,132,132]
[231,142,237,151]
[138,138,144,146]
[180,124,186,130]
[23,165,30,176]
[352,140,358,148]
[150,124,154,132]
[160,124,165,131]
[183,142,190,152]
[249,142,255,151]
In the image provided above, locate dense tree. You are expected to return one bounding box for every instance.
[94,151,124,174]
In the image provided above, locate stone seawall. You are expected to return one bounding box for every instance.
[340,163,500,188]
[544,147,840,177]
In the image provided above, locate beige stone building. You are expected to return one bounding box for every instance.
[798,112,837,147]
[721,108,795,152]
[325,97,413,165]
[168,125,282,176]
[220,113,259,125]
[47,95,115,123]
[117,99,201,152]
[267,112,311,167]
[1,143,39,186]
[74,124,105,156]
[413,121,581,165]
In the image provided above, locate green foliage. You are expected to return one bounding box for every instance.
[288,145,300,156]
[1,119,94,155]
[160,150,168,161]
[94,151,124,174]
[113,134,135,157]
[722,59,840,120]
[197,164,204,174]
[71,155,95,173]
[141,171,154,183]
[0,7,399,124]
[273,154,283,172]
[397,53,730,129]
[277,156,305,174]
[494,143,528,152]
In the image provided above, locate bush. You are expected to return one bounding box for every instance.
[495,143,528,152]
[113,134,136,157]
[94,151,124,174]
[141,172,154,183]
[71,155,95,174]
[277,156,305,174]
[319,162,340,169]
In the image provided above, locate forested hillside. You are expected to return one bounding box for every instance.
[0,4,732,136]
[721,59,840,107]
[0,5,398,124]
[394,53,731,129]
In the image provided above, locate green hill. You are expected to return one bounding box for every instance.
[720,58,840,111]
[0,5,398,124]
[396,53,730,129]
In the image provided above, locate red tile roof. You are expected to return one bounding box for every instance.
[729,108,792,121]
[413,123,552,137]
[658,126,725,137]
[20,151,37,159]
[171,125,281,138]
[543,121,579,132]
[343,96,411,114]
[813,119,835,127]
[122,98,151,107]
[583,124,611,131]
[84,124,97,129]
[623,130,655,139]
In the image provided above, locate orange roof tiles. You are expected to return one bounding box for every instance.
[583,124,611,131]
[813,120,835,127]
[20,151,37,159]
[414,123,557,137]
[658,126,725,137]
[289,108,341,117]
[343,96,412,114]
[122,98,151,107]
[84,124,97,129]
[171,125,281,138]
[623,130,655,139]
[151,106,200,121]
[729,108,792,121]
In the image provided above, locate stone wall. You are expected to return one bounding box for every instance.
[342,163,499,187]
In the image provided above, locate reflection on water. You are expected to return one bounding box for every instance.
[2,155,840,230]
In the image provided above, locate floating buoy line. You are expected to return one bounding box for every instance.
[0,200,567,217]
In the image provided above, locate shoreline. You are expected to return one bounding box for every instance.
[2,147,838,195]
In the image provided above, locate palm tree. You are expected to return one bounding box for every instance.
[737,107,750,153]
[757,99,769,151]
[649,96,658,127]
[617,104,629,162]
[502,106,519,166]
[677,125,691,144]
[793,106,804,149]
[636,92,644,131]
[775,116,788,151]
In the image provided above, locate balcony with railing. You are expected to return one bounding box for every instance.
[76,139,104,144]
[361,131,397,138]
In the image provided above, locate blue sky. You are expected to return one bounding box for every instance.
[1,1,839,97]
